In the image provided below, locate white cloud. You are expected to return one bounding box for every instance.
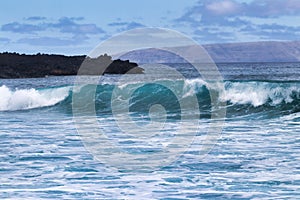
[206,0,240,15]
[175,0,300,43]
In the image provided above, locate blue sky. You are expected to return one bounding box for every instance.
[0,0,300,55]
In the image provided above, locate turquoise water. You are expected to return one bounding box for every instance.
[0,63,300,199]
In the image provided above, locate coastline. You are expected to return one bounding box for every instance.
[0,53,143,79]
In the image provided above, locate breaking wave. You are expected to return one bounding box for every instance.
[0,85,71,111]
[1,79,299,117]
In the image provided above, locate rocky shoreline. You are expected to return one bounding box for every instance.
[0,53,143,79]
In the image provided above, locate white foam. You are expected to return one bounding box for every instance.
[220,82,300,107]
[0,85,70,111]
[181,79,300,107]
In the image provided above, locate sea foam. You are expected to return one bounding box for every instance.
[0,85,70,111]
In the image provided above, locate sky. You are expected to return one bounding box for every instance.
[0,0,300,55]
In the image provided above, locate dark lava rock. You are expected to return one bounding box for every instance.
[0,52,143,79]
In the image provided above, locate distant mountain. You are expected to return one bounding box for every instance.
[204,41,300,63]
[119,48,187,64]
[119,41,300,63]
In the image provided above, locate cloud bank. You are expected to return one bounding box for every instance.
[176,0,300,43]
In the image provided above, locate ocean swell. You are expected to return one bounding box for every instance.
[0,79,299,116]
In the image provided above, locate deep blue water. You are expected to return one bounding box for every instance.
[0,63,300,199]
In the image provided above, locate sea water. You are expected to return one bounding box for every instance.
[0,63,299,199]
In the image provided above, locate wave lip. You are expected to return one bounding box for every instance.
[0,85,70,111]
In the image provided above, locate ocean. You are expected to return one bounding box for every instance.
[0,62,299,199]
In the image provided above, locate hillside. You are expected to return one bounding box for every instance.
[119,41,300,63]
[204,41,300,63]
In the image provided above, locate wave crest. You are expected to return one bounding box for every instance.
[220,81,300,107]
[0,85,71,111]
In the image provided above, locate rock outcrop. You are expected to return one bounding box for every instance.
[0,53,143,79]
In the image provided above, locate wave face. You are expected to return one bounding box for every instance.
[1,79,299,117]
